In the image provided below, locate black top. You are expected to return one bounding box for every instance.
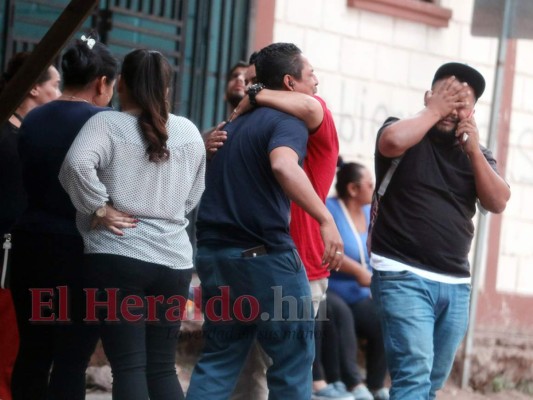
[197,107,308,251]
[371,117,500,277]
[15,101,108,236]
[0,121,27,234]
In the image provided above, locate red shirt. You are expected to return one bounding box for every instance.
[289,96,339,281]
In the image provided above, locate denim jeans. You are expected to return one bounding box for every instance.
[186,246,314,400]
[84,254,192,400]
[370,270,471,400]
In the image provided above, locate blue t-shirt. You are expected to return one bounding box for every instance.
[326,197,371,304]
[197,107,308,250]
[15,100,109,236]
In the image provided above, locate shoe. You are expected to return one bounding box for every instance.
[372,387,390,400]
[312,382,354,400]
[333,381,348,392]
[351,384,374,400]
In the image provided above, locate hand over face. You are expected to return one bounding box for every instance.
[426,76,471,119]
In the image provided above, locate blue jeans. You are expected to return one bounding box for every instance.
[186,246,314,400]
[370,270,471,400]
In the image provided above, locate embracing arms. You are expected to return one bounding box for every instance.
[270,146,343,270]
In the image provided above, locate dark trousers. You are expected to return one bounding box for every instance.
[10,230,98,400]
[83,253,192,400]
[314,292,363,388]
[348,295,387,390]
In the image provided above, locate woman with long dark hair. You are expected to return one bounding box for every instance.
[9,36,119,399]
[60,49,205,400]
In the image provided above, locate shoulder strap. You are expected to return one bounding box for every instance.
[367,154,403,255]
[338,200,367,269]
[377,155,403,197]
[12,112,23,124]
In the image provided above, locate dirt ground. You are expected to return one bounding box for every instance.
[86,381,532,400]
[438,381,532,399]
[88,319,533,399]
[86,366,532,399]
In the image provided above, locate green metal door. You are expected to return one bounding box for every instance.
[0,0,250,130]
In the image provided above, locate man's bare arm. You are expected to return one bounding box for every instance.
[379,77,470,158]
[270,146,343,270]
[232,91,324,131]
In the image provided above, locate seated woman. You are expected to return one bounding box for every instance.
[60,48,206,400]
[313,294,373,400]
[325,159,389,400]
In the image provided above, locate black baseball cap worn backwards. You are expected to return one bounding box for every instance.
[432,62,486,100]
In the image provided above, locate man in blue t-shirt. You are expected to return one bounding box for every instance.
[187,43,343,400]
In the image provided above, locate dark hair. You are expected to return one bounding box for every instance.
[121,49,172,162]
[226,61,248,83]
[255,43,303,89]
[61,36,118,88]
[248,51,259,65]
[335,157,366,199]
[0,52,52,94]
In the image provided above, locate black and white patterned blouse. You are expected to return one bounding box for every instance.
[59,110,206,269]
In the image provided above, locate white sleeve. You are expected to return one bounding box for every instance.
[185,140,206,215]
[59,112,113,215]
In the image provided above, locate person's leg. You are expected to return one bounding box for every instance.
[48,236,99,400]
[310,278,334,394]
[326,292,364,389]
[428,283,470,400]
[84,253,154,400]
[0,289,18,400]
[313,296,356,400]
[48,323,99,400]
[187,247,257,400]
[230,341,270,400]
[313,305,327,382]
[370,270,437,400]
[350,297,387,391]
[10,231,67,400]
[145,267,192,400]
[256,249,315,400]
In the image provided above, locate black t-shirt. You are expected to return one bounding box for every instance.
[371,117,499,277]
[197,107,308,251]
[0,121,27,234]
[15,101,108,236]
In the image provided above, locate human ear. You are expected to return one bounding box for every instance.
[424,90,432,106]
[283,75,294,91]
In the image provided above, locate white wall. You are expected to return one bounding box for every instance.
[272,0,533,296]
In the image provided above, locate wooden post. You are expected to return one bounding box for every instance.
[0,0,99,125]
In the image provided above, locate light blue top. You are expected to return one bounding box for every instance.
[326,197,371,304]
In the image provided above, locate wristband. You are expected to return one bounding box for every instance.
[248,83,265,106]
